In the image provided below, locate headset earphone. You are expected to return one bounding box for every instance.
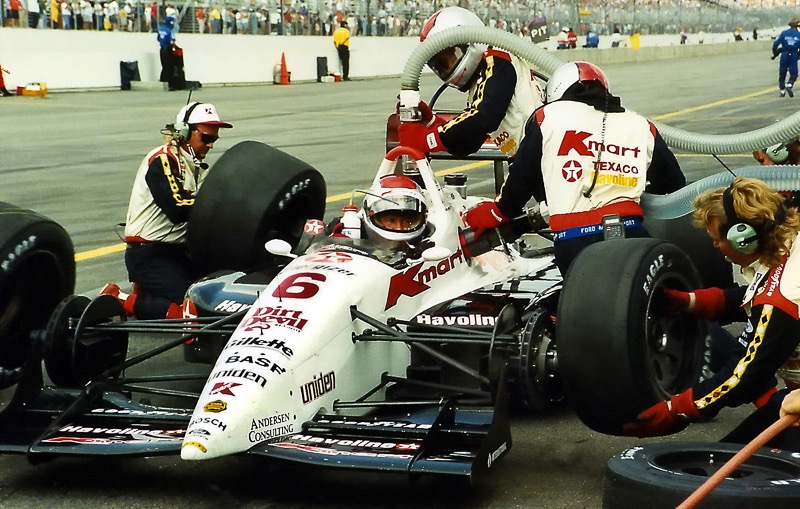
[721,184,787,254]
[176,101,202,140]
[766,141,791,163]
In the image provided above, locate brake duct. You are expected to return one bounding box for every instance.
[400,26,800,154]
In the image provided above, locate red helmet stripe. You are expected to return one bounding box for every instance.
[420,11,441,41]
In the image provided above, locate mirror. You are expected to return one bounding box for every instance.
[264,239,296,258]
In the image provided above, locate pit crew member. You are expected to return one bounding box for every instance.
[464,61,685,275]
[397,6,544,158]
[624,177,800,442]
[102,102,233,319]
[771,17,800,97]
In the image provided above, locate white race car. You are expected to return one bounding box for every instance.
[3,140,790,481]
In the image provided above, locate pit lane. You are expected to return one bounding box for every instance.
[0,49,793,508]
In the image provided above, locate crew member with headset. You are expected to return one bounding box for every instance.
[463,61,685,275]
[101,102,233,320]
[624,177,800,449]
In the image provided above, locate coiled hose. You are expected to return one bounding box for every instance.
[401,26,800,154]
[641,165,800,218]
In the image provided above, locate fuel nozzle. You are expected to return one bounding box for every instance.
[398,90,422,123]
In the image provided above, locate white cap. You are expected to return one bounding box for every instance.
[176,102,233,128]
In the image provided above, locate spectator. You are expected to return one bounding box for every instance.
[78,0,94,30]
[149,1,157,32]
[157,15,178,90]
[611,26,621,47]
[60,0,71,29]
[196,3,205,33]
[556,26,569,49]
[753,27,759,41]
[566,27,578,49]
[333,19,351,81]
[772,17,800,98]
[103,102,233,320]
[5,0,21,27]
[464,61,685,274]
[209,5,220,33]
[94,0,103,30]
[107,0,118,30]
[734,26,744,41]
[26,0,39,28]
[583,29,599,48]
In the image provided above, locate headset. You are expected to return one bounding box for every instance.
[175,101,202,140]
[766,141,791,164]
[721,183,787,254]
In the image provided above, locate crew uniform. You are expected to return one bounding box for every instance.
[398,7,543,159]
[123,140,206,319]
[493,72,684,274]
[438,50,543,158]
[772,18,800,97]
[693,244,800,418]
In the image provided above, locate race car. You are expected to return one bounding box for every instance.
[0,137,796,480]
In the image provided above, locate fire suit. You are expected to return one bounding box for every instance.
[772,26,800,93]
[696,243,800,414]
[494,92,685,274]
[124,140,205,319]
[438,49,543,158]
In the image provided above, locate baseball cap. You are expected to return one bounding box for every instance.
[176,102,233,128]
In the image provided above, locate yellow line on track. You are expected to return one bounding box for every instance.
[74,89,771,263]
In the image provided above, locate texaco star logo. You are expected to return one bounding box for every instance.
[561,160,583,182]
[307,252,353,263]
[304,219,325,235]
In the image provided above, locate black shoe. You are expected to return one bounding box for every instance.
[788,85,794,98]
[0,88,12,97]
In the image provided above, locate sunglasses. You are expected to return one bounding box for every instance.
[196,130,219,144]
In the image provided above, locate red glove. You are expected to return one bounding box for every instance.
[398,121,446,154]
[658,288,726,321]
[464,201,509,238]
[622,389,701,438]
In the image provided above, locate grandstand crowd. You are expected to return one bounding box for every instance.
[2,0,796,39]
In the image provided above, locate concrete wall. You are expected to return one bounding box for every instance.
[0,28,771,91]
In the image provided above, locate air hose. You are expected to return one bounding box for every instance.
[400,26,800,154]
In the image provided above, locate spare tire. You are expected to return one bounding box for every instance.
[188,141,326,273]
[0,202,75,371]
[603,441,800,508]
[557,238,705,435]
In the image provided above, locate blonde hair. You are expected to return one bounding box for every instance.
[693,177,800,268]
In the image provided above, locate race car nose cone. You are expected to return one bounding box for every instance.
[181,439,210,460]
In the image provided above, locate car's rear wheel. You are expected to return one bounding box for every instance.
[188,141,326,274]
[557,238,705,435]
[603,442,800,508]
[0,202,75,372]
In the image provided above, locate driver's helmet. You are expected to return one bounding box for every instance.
[420,7,488,90]
[361,175,428,242]
[545,61,610,103]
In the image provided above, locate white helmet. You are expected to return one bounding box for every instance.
[361,175,427,242]
[545,61,610,103]
[420,7,488,90]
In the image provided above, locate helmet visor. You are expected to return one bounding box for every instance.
[372,210,425,232]
[427,46,464,81]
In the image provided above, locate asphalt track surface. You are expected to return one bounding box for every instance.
[1,48,798,508]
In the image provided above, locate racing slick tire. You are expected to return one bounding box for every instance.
[603,442,800,508]
[0,202,75,372]
[557,238,705,436]
[188,141,327,273]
